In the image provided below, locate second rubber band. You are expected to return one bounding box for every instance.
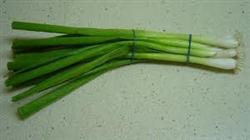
[131,29,136,63]
[187,34,192,62]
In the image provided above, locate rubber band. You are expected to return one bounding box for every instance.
[187,34,192,62]
[131,29,136,63]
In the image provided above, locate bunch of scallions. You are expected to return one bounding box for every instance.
[5,21,242,119]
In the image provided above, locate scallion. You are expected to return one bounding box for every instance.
[5,21,242,119]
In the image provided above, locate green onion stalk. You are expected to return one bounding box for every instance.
[5,21,242,119]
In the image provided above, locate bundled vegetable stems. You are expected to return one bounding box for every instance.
[5,21,242,119]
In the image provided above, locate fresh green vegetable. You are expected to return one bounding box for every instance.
[5,21,241,119]
[130,53,237,70]
[12,21,239,48]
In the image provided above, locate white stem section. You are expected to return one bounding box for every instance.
[197,35,240,48]
[134,53,237,70]
[191,57,237,70]
[213,49,237,58]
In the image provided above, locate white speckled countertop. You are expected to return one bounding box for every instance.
[0,0,249,140]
